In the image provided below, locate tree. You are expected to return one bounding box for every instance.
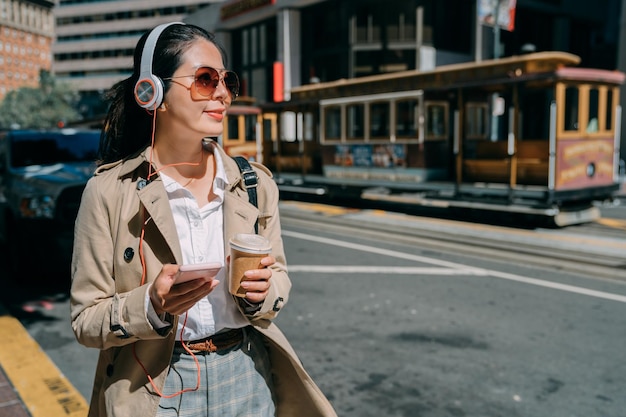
[0,70,81,130]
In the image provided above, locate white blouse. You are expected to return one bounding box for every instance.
[147,146,248,341]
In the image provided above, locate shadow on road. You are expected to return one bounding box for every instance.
[281,192,554,230]
[0,244,71,325]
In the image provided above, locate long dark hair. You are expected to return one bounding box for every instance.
[97,23,227,165]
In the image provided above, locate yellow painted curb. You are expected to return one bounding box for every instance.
[283,201,358,216]
[596,217,626,231]
[0,314,88,417]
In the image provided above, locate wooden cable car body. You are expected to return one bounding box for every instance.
[223,53,625,225]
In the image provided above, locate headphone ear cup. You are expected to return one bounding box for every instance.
[134,75,163,110]
[133,22,183,110]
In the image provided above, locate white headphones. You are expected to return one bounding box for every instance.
[134,22,185,110]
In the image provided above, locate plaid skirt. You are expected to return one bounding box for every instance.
[156,326,275,417]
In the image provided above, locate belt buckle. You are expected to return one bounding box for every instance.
[202,339,218,352]
[186,338,218,353]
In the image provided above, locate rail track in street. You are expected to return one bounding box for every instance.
[278,200,626,283]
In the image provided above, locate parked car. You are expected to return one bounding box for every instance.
[0,128,100,282]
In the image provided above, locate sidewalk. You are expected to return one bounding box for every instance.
[0,305,88,417]
[0,302,35,417]
[0,366,30,417]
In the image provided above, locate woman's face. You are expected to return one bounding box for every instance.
[157,38,232,141]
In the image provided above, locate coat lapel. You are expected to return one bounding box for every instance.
[224,192,259,238]
[120,144,259,265]
[118,148,183,263]
[137,179,183,263]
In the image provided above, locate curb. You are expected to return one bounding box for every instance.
[0,305,88,417]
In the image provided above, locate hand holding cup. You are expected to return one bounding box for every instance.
[228,233,272,298]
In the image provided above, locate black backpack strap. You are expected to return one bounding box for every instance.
[232,156,259,233]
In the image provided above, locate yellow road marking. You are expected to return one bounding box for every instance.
[596,217,626,231]
[0,314,88,417]
[284,201,358,216]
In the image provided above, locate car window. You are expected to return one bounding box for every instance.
[10,131,100,168]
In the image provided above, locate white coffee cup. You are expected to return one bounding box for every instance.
[228,233,272,297]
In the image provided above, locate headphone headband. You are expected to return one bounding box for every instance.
[134,22,185,110]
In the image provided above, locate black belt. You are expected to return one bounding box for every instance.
[175,328,244,353]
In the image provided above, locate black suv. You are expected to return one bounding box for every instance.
[0,129,100,279]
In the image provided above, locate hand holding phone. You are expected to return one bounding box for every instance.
[175,262,223,284]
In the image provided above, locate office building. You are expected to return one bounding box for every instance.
[52,0,219,117]
[0,0,54,99]
[187,0,624,104]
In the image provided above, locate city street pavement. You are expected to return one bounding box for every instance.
[0,181,623,417]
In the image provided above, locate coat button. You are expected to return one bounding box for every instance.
[137,179,147,190]
[272,297,284,312]
[106,364,114,377]
[124,247,134,262]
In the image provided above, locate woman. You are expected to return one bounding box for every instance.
[70,22,336,417]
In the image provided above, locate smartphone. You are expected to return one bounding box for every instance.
[175,262,223,284]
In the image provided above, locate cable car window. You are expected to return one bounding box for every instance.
[369,102,390,139]
[262,115,276,142]
[587,88,599,133]
[323,106,341,142]
[396,99,418,139]
[564,86,579,132]
[347,103,364,141]
[304,112,315,141]
[280,111,297,142]
[605,89,614,132]
[245,114,256,142]
[520,87,552,140]
[227,115,240,142]
[465,102,488,139]
[426,101,448,139]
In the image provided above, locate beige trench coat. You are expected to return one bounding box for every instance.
[70,142,337,417]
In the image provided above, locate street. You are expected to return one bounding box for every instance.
[2,201,626,417]
[1,0,626,415]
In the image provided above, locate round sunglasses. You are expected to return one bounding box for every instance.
[163,66,240,100]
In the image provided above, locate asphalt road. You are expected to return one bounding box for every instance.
[3,201,626,417]
[274,211,626,417]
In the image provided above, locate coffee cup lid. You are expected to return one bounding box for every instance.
[229,233,272,253]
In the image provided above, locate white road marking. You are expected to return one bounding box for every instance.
[283,229,626,303]
[287,266,489,275]
[282,230,485,271]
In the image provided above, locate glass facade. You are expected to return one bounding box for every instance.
[298,0,473,85]
[231,17,277,100]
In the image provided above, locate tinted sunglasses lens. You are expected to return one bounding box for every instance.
[194,67,219,96]
[194,67,239,99]
[224,72,240,99]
